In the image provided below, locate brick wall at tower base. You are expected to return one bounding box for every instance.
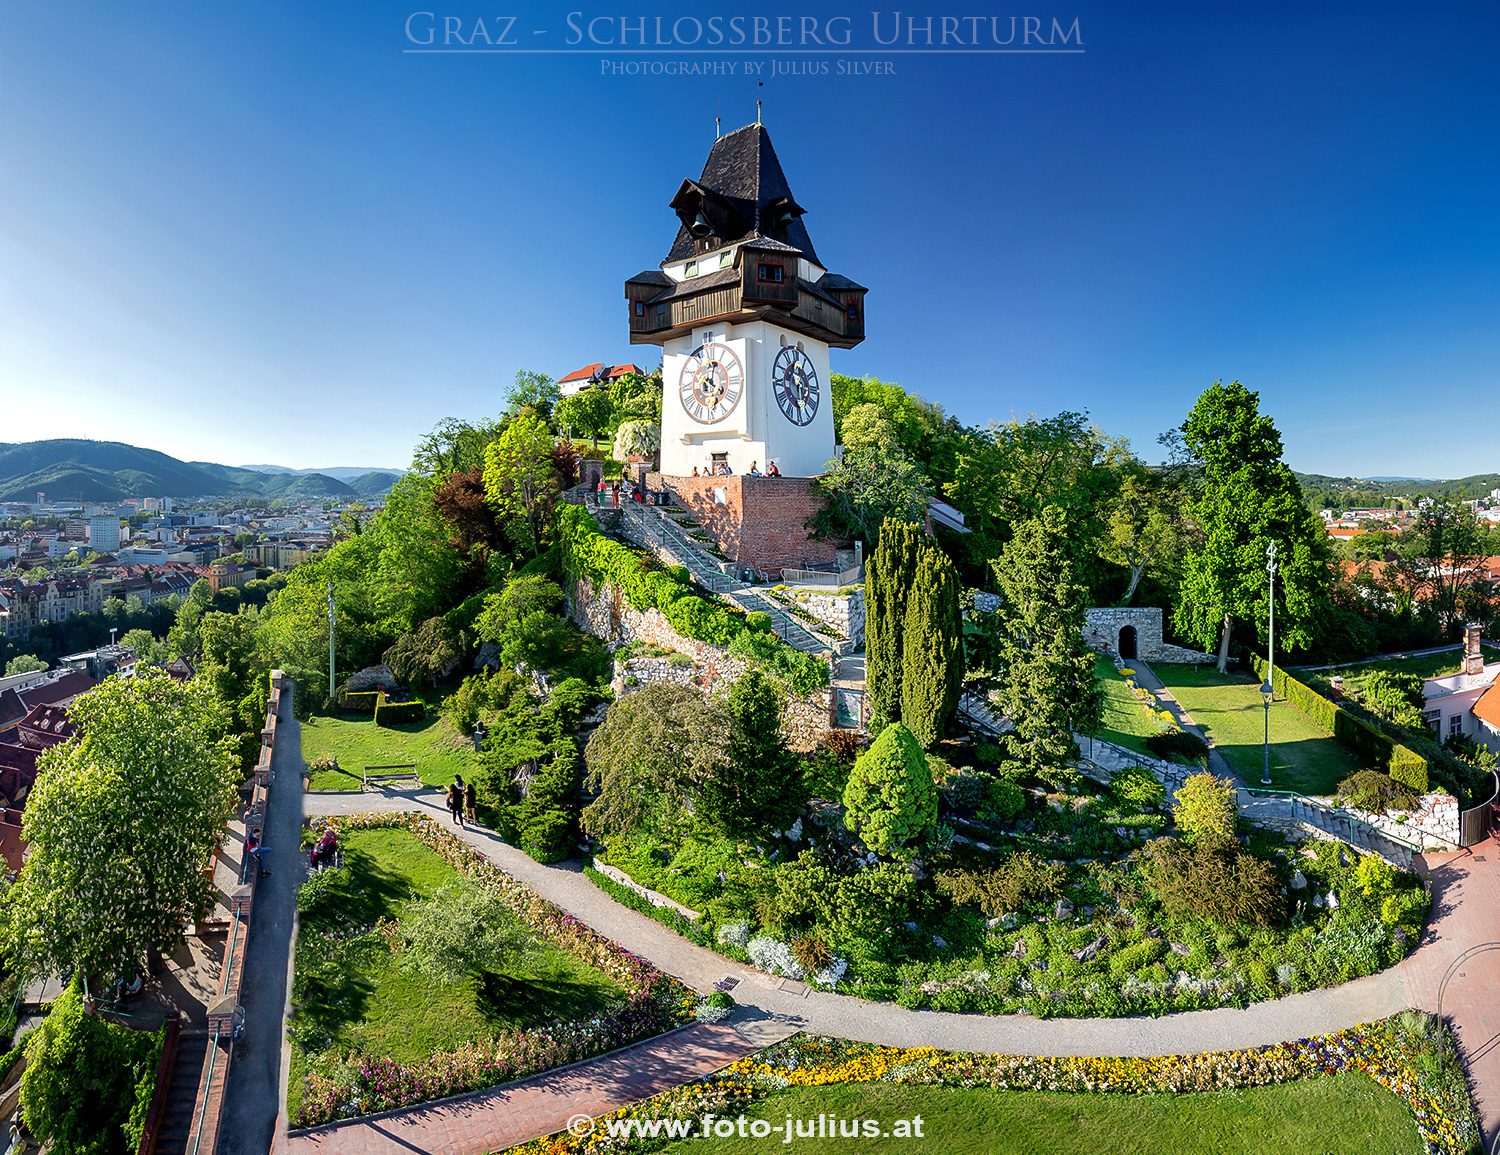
[565,575,835,750]
[646,472,839,571]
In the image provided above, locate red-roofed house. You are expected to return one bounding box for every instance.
[557,362,647,397]
[16,704,76,751]
[19,670,97,709]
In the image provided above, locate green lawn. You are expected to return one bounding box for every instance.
[288,827,624,1120]
[655,1077,1421,1154]
[1155,667,1369,796]
[300,711,477,790]
[1093,654,1162,757]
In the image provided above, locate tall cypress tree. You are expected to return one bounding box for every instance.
[900,546,964,748]
[865,519,922,729]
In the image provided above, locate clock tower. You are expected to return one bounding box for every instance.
[625,124,867,480]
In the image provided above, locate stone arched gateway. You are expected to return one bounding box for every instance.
[1084,607,1213,663]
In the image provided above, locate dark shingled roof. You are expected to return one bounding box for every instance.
[664,124,822,268]
[625,269,673,288]
[816,272,868,292]
[653,266,741,302]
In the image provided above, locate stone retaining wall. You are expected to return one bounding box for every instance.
[567,575,834,750]
[785,588,866,650]
[591,859,701,921]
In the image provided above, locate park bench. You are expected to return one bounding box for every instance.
[362,763,421,791]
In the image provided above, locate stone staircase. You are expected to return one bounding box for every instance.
[957,690,1012,737]
[153,1030,212,1155]
[585,492,831,654]
[1239,788,1423,868]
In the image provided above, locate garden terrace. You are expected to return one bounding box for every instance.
[288,815,695,1128]
[300,709,476,791]
[1153,666,1368,796]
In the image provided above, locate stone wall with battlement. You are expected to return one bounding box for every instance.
[646,472,839,572]
[566,575,834,750]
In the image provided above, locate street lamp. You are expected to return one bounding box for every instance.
[1260,679,1274,786]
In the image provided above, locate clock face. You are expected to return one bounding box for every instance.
[772,347,820,426]
[678,342,744,425]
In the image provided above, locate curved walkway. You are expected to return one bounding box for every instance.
[304,789,1409,1056]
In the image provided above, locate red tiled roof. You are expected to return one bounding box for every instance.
[559,362,604,384]
[1474,682,1500,730]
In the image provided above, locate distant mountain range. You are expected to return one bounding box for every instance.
[0,440,402,503]
[236,464,402,482]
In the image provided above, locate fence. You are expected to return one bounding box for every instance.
[1458,770,1499,848]
[779,564,864,588]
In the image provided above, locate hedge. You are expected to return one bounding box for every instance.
[375,699,425,726]
[1249,654,1428,793]
[341,690,380,714]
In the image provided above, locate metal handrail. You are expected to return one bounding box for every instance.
[1239,785,1425,853]
[188,1024,222,1155]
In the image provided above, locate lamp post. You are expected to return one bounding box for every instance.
[326,583,336,708]
[1262,541,1277,787]
[1260,678,1274,786]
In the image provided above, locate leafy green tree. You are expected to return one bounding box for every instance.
[20,977,162,1155]
[554,389,614,449]
[412,416,507,478]
[899,547,963,749]
[483,411,561,557]
[475,575,571,671]
[612,421,660,463]
[398,880,535,983]
[384,615,465,687]
[1101,460,1197,603]
[769,851,918,953]
[1176,380,1332,670]
[4,654,47,677]
[808,447,928,545]
[119,628,168,668]
[841,722,937,858]
[504,368,561,422]
[516,740,582,863]
[199,610,260,707]
[865,519,924,729]
[607,371,663,426]
[989,507,1103,774]
[363,471,466,632]
[582,683,735,840]
[698,669,801,837]
[839,403,901,453]
[6,673,235,980]
[1172,771,1237,847]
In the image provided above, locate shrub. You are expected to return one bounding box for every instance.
[342,690,380,713]
[375,699,425,726]
[20,977,163,1155]
[841,723,938,857]
[823,729,863,765]
[1362,671,1426,730]
[935,851,1068,917]
[1144,729,1210,763]
[398,879,537,983]
[1108,937,1166,976]
[791,935,832,975]
[1110,765,1166,812]
[1172,772,1237,847]
[520,808,574,864]
[1135,839,1285,928]
[938,767,993,811]
[1354,854,1396,898]
[1381,889,1429,927]
[745,611,772,634]
[978,777,1024,822]
[1338,770,1416,815]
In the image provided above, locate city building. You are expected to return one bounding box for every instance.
[557,361,648,396]
[88,514,122,554]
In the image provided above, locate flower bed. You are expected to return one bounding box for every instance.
[292,813,695,1129]
[509,1015,1478,1155]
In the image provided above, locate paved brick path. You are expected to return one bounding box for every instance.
[1403,838,1500,1151]
[286,1023,756,1155]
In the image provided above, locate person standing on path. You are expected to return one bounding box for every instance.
[447,780,464,826]
[465,780,477,825]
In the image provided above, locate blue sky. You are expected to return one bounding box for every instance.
[1,1,1496,477]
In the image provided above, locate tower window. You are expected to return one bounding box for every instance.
[757,263,783,283]
[656,302,667,316]
[719,251,732,268]
[634,300,644,316]
[685,259,698,277]
[846,301,859,322]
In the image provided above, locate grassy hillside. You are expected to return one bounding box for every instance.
[0,439,398,501]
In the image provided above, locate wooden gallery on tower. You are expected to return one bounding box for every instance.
[622,122,868,574]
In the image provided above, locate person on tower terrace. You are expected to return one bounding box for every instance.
[748,461,762,476]
[766,461,781,477]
